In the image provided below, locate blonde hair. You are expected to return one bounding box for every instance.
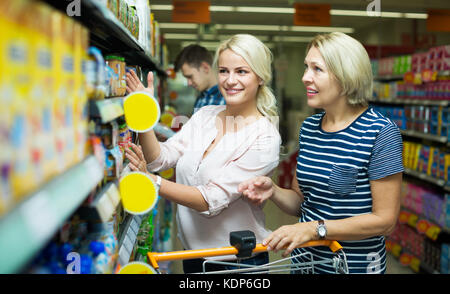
[213,34,278,121]
[307,32,373,106]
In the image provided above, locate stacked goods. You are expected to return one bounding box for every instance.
[0,0,89,215]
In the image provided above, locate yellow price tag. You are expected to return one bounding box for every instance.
[407,213,418,228]
[410,257,420,273]
[392,243,402,257]
[123,91,160,133]
[118,262,157,274]
[119,172,158,215]
[425,225,441,241]
[160,112,174,128]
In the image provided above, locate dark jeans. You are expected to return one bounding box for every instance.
[182,252,269,274]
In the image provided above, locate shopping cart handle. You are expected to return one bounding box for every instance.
[147,240,343,270]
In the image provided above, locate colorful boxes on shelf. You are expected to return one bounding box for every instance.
[372,105,406,130]
[427,45,450,72]
[402,181,449,229]
[378,45,450,78]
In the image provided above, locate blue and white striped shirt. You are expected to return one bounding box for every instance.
[293,108,404,274]
[193,85,226,114]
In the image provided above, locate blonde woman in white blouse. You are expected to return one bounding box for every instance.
[125,34,281,273]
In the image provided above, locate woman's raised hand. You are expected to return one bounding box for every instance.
[238,176,274,205]
[125,143,148,173]
[126,70,155,96]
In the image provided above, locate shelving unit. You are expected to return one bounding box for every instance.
[44,0,166,76]
[117,214,144,266]
[89,97,125,124]
[0,156,103,274]
[370,51,450,274]
[0,0,170,274]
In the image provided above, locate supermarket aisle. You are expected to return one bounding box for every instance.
[386,253,415,274]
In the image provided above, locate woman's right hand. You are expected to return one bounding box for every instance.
[125,143,148,173]
[238,176,274,205]
[126,70,154,96]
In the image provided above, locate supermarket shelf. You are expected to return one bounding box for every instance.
[374,70,450,82]
[369,98,450,107]
[117,214,143,266]
[403,167,449,190]
[388,245,439,274]
[89,97,125,124]
[77,181,121,223]
[400,208,449,238]
[374,74,405,81]
[43,0,167,77]
[0,156,104,274]
[400,130,448,145]
[419,261,440,274]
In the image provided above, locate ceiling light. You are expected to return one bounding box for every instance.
[404,13,428,19]
[164,33,270,42]
[160,23,354,34]
[164,33,198,40]
[209,6,234,12]
[290,26,353,33]
[220,24,281,31]
[273,36,313,42]
[234,7,294,14]
[217,24,354,33]
[150,5,172,11]
[330,9,366,16]
[159,23,199,29]
[180,41,219,50]
[330,9,427,19]
[181,41,275,49]
[379,12,403,18]
[150,5,427,19]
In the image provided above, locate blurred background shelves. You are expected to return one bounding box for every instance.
[0,155,103,274]
[89,97,125,124]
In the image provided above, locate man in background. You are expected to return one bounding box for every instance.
[174,44,225,114]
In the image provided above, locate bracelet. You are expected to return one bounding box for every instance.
[155,175,162,188]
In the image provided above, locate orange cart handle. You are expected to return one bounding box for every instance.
[147,240,343,269]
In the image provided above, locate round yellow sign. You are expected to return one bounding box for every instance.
[123,91,160,133]
[119,172,158,215]
[118,262,157,274]
[159,168,174,179]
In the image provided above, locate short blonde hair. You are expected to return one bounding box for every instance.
[213,34,278,120]
[307,32,372,106]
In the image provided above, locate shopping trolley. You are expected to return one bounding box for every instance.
[147,230,349,274]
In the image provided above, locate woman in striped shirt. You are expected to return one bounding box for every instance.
[239,32,403,274]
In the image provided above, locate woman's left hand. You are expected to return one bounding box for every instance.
[263,222,316,257]
[125,143,148,173]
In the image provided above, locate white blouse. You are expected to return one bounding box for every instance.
[147,105,281,255]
